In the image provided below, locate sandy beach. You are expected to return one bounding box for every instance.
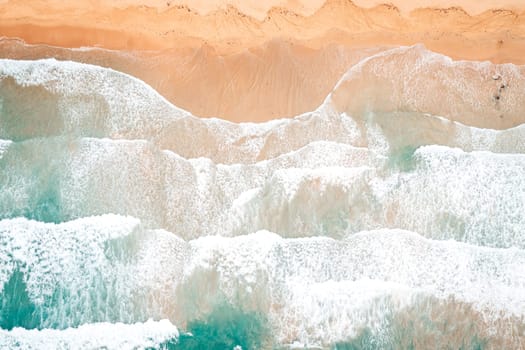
[1,0,524,122]
[1,2,525,348]
[1,0,524,58]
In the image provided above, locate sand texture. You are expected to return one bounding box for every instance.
[1,0,524,122]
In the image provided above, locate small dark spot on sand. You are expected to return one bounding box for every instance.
[494,93,502,108]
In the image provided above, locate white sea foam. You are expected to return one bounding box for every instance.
[1,137,524,247]
[0,215,186,328]
[1,46,525,348]
[184,230,525,315]
[1,46,525,164]
[330,44,525,129]
[0,319,178,350]
[181,229,525,345]
[0,137,380,239]
[1,215,524,346]
[0,139,11,159]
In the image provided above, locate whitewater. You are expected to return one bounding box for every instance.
[0,45,524,349]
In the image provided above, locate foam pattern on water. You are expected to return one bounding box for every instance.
[1,48,525,348]
[0,319,178,350]
[381,145,525,247]
[331,45,525,129]
[0,137,379,239]
[2,48,525,164]
[181,230,525,347]
[0,58,186,141]
[0,215,186,329]
[2,137,524,247]
[1,216,523,347]
[233,146,525,247]
[0,140,11,160]
[3,215,521,347]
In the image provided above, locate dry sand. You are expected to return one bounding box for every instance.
[1,0,524,58]
[1,0,524,122]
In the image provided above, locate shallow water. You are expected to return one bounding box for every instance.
[0,46,524,349]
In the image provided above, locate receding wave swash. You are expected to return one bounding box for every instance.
[0,45,524,349]
[1,45,525,163]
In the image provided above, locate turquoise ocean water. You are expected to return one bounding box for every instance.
[0,46,524,349]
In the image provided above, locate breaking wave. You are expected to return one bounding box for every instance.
[0,45,524,348]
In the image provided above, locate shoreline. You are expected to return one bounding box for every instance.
[0,1,524,63]
[1,0,523,124]
[2,37,523,127]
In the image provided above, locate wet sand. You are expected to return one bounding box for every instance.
[1,0,524,122]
